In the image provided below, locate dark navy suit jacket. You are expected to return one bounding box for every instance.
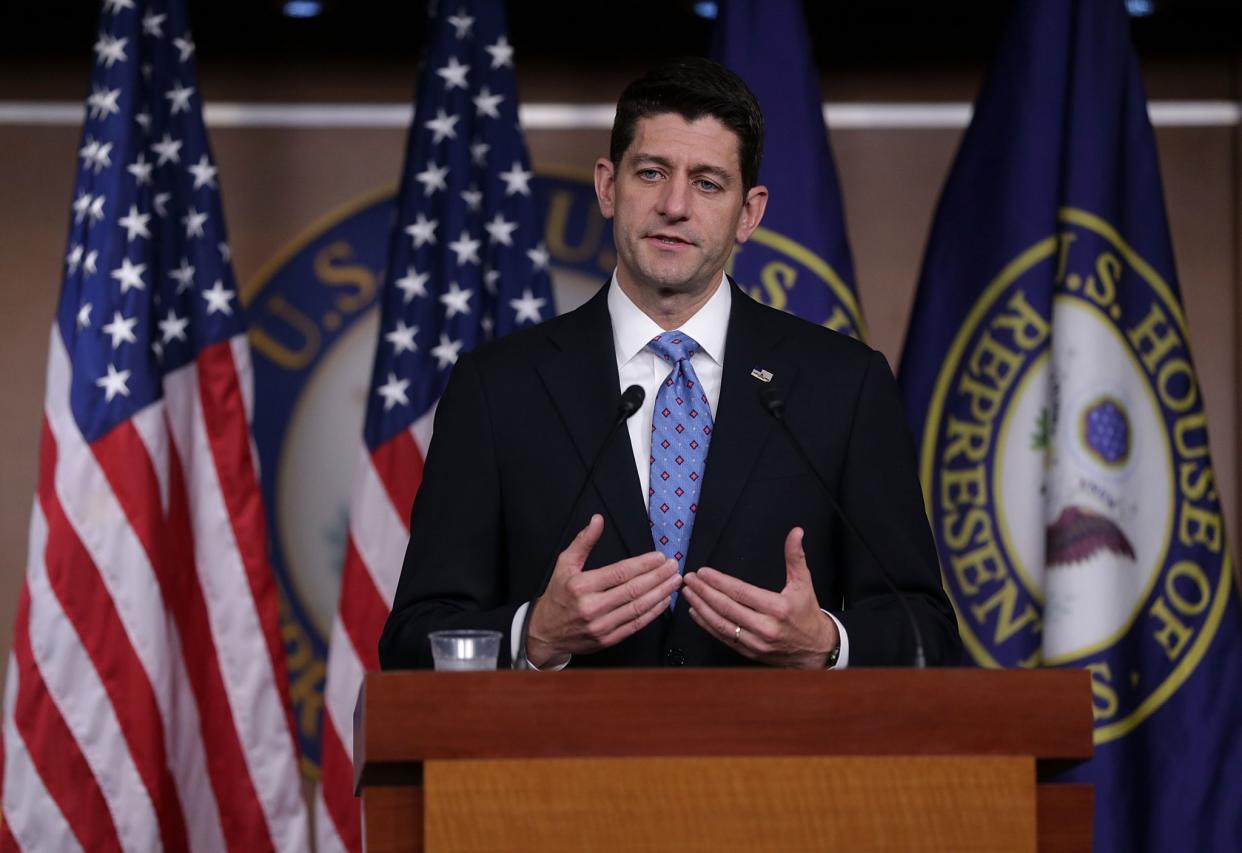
[379,281,961,669]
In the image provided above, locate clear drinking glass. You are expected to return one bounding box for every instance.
[428,629,502,671]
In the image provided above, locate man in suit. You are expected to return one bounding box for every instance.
[379,57,961,671]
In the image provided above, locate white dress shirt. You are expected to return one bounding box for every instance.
[609,271,729,502]
[513,274,849,669]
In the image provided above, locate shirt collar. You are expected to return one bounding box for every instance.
[607,272,731,366]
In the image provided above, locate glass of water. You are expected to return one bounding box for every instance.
[429,629,503,671]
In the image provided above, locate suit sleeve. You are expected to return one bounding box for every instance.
[832,349,963,666]
[378,351,520,669]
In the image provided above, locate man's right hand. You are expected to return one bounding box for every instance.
[526,514,681,669]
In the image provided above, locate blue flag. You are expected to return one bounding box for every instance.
[899,1,1242,849]
[711,0,864,337]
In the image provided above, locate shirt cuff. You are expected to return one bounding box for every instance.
[511,601,570,671]
[820,609,850,670]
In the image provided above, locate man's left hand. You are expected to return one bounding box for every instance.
[681,527,838,670]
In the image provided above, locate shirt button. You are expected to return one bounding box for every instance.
[665,647,685,666]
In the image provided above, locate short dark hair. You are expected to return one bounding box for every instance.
[609,56,765,194]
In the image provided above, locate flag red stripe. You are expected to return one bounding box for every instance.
[370,430,424,529]
[39,421,188,852]
[338,540,390,672]
[0,816,17,852]
[92,414,273,850]
[319,713,362,853]
[195,343,299,748]
[10,587,122,853]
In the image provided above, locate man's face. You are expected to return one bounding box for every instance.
[595,113,767,302]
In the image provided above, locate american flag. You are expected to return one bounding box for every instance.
[313,1,553,849]
[0,0,307,850]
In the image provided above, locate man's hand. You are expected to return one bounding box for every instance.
[681,527,838,670]
[526,514,682,668]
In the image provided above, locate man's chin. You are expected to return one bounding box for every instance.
[631,262,713,296]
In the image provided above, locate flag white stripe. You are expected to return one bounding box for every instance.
[161,618,227,853]
[321,613,365,759]
[131,402,171,515]
[313,789,351,853]
[348,449,409,607]
[317,620,362,853]
[409,404,436,458]
[230,335,256,427]
[24,500,162,851]
[3,652,86,853]
[315,614,366,853]
[229,335,263,480]
[162,358,307,851]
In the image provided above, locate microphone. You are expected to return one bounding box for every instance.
[616,383,646,419]
[513,384,646,669]
[759,387,927,668]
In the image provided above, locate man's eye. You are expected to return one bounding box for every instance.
[695,179,721,192]
[637,168,661,180]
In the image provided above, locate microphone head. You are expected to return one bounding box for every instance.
[759,387,785,417]
[619,384,646,417]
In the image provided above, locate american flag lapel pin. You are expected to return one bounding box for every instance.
[750,367,774,383]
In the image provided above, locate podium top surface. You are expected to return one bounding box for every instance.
[355,668,1092,784]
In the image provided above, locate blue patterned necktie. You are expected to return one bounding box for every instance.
[647,331,714,606]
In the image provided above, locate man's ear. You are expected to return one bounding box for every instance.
[594,157,617,219]
[735,184,769,243]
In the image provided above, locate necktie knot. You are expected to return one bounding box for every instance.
[647,331,700,365]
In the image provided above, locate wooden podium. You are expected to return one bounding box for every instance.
[353,669,1092,852]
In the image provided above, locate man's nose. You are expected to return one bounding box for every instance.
[656,177,690,220]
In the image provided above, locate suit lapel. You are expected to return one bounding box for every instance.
[683,282,797,575]
[535,285,652,559]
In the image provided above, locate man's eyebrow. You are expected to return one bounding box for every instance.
[629,153,733,182]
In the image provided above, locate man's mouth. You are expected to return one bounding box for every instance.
[647,233,693,247]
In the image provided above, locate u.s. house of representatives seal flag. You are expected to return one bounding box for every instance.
[0,0,308,849]
[313,1,552,850]
[900,0,1242,848]
[711,0,864,338]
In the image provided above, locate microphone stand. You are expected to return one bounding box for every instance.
[513,385,646,669]
[760,388,927,669]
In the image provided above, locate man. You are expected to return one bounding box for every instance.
[379,57,960,670]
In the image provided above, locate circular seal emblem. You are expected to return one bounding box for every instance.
[244,189,394,777]
[729,226,866,339]
[921,207,1233,744]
